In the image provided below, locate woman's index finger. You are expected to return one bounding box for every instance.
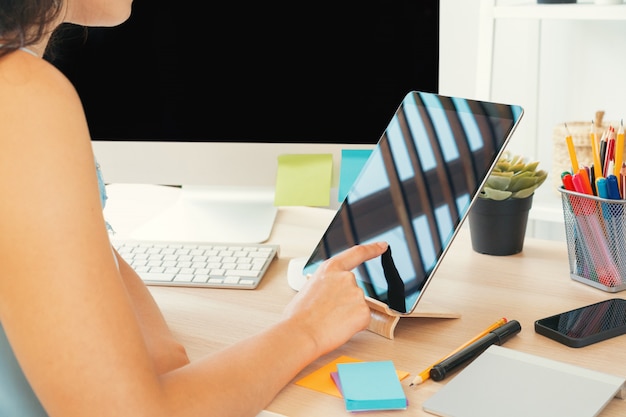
[327,242,389,272]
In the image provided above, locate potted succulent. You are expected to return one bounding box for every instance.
[468,151,548,256]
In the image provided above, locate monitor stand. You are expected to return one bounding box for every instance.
[130,185,278,243]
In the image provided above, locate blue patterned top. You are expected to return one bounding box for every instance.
[0,160,109,416]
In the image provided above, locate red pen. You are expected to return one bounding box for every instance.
[577,168,594,195]
[572,173,586,194]
[561,173,576,192]
[571,173,596,217]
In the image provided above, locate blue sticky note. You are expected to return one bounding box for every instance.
[338,149,372,202]
[336,360,407,412]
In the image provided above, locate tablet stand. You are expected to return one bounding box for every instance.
[365,298,460,340]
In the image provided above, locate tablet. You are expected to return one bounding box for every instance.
[302,91,524,314]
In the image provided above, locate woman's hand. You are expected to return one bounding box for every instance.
[282,241,389,356]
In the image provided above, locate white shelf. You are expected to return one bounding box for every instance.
[477,0,626,240]
[475,0,626,241]
[478,1,626,99]
[494,3,626,20]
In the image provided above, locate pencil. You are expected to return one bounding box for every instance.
[614,120,624,190]
[604,126,616,178]
[600,129,608,175]
[409,317,507,387]
[565,123,579,173]
[591,120,603,183]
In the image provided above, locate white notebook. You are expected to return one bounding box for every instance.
[423,345,626,417]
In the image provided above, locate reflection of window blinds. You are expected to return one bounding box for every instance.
[376,100,499,273]
[306,91,520,309]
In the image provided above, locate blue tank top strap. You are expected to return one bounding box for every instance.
[95,159,108,209]
[0,324,48,416]
[19,47,38,57]
[95,158,115,234]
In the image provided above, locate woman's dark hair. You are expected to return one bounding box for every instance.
[0,0,64,58]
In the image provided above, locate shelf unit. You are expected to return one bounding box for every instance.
[476,0,626,240]
[478,1,626,100]
[492,2,626,19]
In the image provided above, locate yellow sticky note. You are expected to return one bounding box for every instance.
[295,355,409,398]
[274,154,332,207]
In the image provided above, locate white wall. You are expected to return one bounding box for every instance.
[439,0,481,100]
[440,0,626,240]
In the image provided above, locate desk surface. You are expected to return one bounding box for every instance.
[105,184,626,417]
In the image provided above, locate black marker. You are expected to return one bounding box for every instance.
[429,319,522,382]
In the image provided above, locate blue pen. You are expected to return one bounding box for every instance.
[607,175,621,200]
[596,177,609,199]
[604,175,625,284]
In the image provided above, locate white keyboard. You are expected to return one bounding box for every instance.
[112,239,280,289]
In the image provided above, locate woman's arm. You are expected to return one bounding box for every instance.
[114,251,190,374]
[155,242,387,417]
[0,52,387,417]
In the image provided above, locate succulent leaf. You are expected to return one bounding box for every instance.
[509,161,526,172]
[523,161,540,172]
[481,187,513,200]
[478,151,547,200]
[511,187,537,199]
[509,175,537,192]
[485,174,512,190]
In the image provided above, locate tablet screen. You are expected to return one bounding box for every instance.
[303,91,523,314]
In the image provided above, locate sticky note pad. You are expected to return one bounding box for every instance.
[295,355,410,398]
[338,149,372,202]
[337,360,407,412]
[274,154,332,207]
[295,355,362,397]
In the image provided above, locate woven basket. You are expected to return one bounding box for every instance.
[551,111,624,195]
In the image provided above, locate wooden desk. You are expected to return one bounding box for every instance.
[103,186,625,416]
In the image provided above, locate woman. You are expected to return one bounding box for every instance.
[0,1,388,416]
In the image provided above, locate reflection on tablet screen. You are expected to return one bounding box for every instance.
[303,91,523,314]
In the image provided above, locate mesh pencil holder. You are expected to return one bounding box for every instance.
[559,188,626,292]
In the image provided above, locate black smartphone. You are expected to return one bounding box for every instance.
[535,298,626,348]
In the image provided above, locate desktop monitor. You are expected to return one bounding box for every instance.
[46,0,439,242]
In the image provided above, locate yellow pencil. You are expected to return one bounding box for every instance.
[565,123,579,173]
[614,119,624,182]
[409,317,508,387]
[590,120,603,182]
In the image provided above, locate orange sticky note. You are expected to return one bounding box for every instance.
[295,355,409,398]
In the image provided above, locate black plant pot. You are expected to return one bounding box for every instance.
[468,195,533,256]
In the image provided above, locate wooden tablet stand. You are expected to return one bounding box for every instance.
[365,297,460,339]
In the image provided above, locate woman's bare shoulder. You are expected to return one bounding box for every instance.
[0,50,87,139]
[0,49,76,92]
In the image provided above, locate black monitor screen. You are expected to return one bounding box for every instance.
[47,0,439,145]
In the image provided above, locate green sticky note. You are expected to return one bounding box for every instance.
[337,360,407,412]
[338,149,372,202]
[274,154,332,207]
